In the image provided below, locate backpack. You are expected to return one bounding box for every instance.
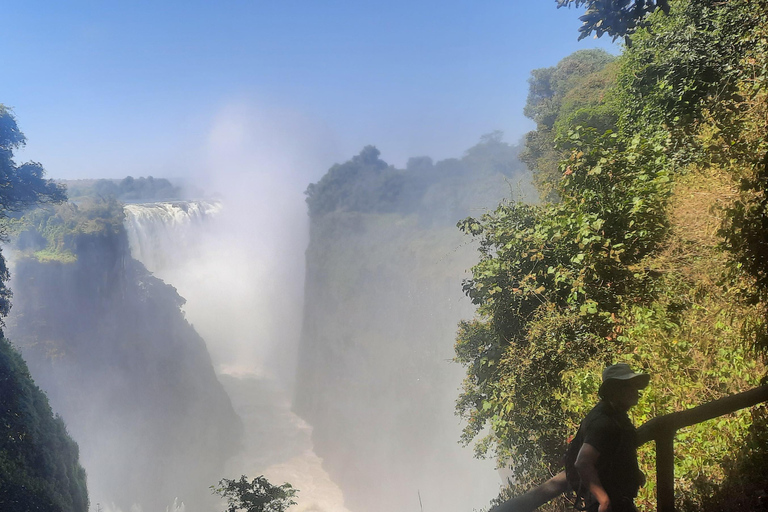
[563,432,590,511]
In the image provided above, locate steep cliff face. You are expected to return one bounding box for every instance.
[5,202,242,512]
[295,139,533,512]
[0,336,88,512]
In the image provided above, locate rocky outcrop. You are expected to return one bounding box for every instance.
[294,140,533,512]
[5,207,241,512]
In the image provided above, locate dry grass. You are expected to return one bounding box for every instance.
[646,166,738,295]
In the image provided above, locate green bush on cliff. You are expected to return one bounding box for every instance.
[6,197,125,264]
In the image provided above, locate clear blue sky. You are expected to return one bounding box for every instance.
[1,0,617,181]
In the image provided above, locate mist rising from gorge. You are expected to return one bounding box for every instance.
[121,101,357,511]
[130,117,534,511]
[156,101,340,384]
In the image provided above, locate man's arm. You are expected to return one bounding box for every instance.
[490,471,569,512]
[574,442,611,512]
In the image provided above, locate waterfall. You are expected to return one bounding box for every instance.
[124,200,223,274]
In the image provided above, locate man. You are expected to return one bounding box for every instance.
[490,363,649,512]
[572,363,649,512]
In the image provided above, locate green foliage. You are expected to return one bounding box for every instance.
[0,105,67,318]
[305,146,406,218]
[305,135,531,223]
[520,50,619,198]
[523,50,616,129]
[713,0,768,353]
[0,105,87,508]
[0,337,88,511]
[613,0,767,171]
[0,106,67,222]
[458,2,768,509]
[555,0,670,41]
[211,475,297,512]
[455,128,671,485]
[5,197,125,264]
[688,404,768,511]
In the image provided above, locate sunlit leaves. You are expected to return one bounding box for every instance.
[556,0,670,41]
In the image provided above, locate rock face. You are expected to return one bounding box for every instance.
[5,204,242,512]
[294,141,534,512]
[296,214,498,512]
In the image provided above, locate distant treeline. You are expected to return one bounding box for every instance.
[64,176,181,202]
[305,131,533,224]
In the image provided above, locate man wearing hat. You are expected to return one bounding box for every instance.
[571,363,650,512]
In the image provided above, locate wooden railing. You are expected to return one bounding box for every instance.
[636,384,768,512]
[491,384,768,512]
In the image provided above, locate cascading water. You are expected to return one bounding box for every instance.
[122,201,352,512]
[124,200,223,273]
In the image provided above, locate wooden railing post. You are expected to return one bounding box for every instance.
[655,430,676,512]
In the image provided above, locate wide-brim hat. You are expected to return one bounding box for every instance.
[599,363,650,394]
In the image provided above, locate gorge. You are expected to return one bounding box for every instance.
[3,133,533,512]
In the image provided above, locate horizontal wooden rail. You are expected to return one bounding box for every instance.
[490,384,768,512]
[637,384,768,444]
[635,383,768,512]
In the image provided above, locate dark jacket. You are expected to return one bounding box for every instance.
[573,400,643,502]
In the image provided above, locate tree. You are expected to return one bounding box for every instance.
[0,105,67,317]
[556,0,670,41]
[455,128,671,488]
[211,475,297,512]
[519,49,618,198]
[0,106,67,219]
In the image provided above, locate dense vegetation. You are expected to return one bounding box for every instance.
[6,198,125,264]
[0,339,88,511]
[556,0,670,42]
[65,176,181,202]
[454,1,768,510]
[0,106,88,510]
[305,133,533,223]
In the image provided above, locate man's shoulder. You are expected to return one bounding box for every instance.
[583,401,622,432]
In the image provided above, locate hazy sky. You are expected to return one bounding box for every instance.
[1,0,617,181]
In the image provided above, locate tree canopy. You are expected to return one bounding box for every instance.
[0,106,66,219]
[0,337,88,512]
[0,105,67,317]
[212,475,297,512]
[556,0,670,41]
[304,135,530,223]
